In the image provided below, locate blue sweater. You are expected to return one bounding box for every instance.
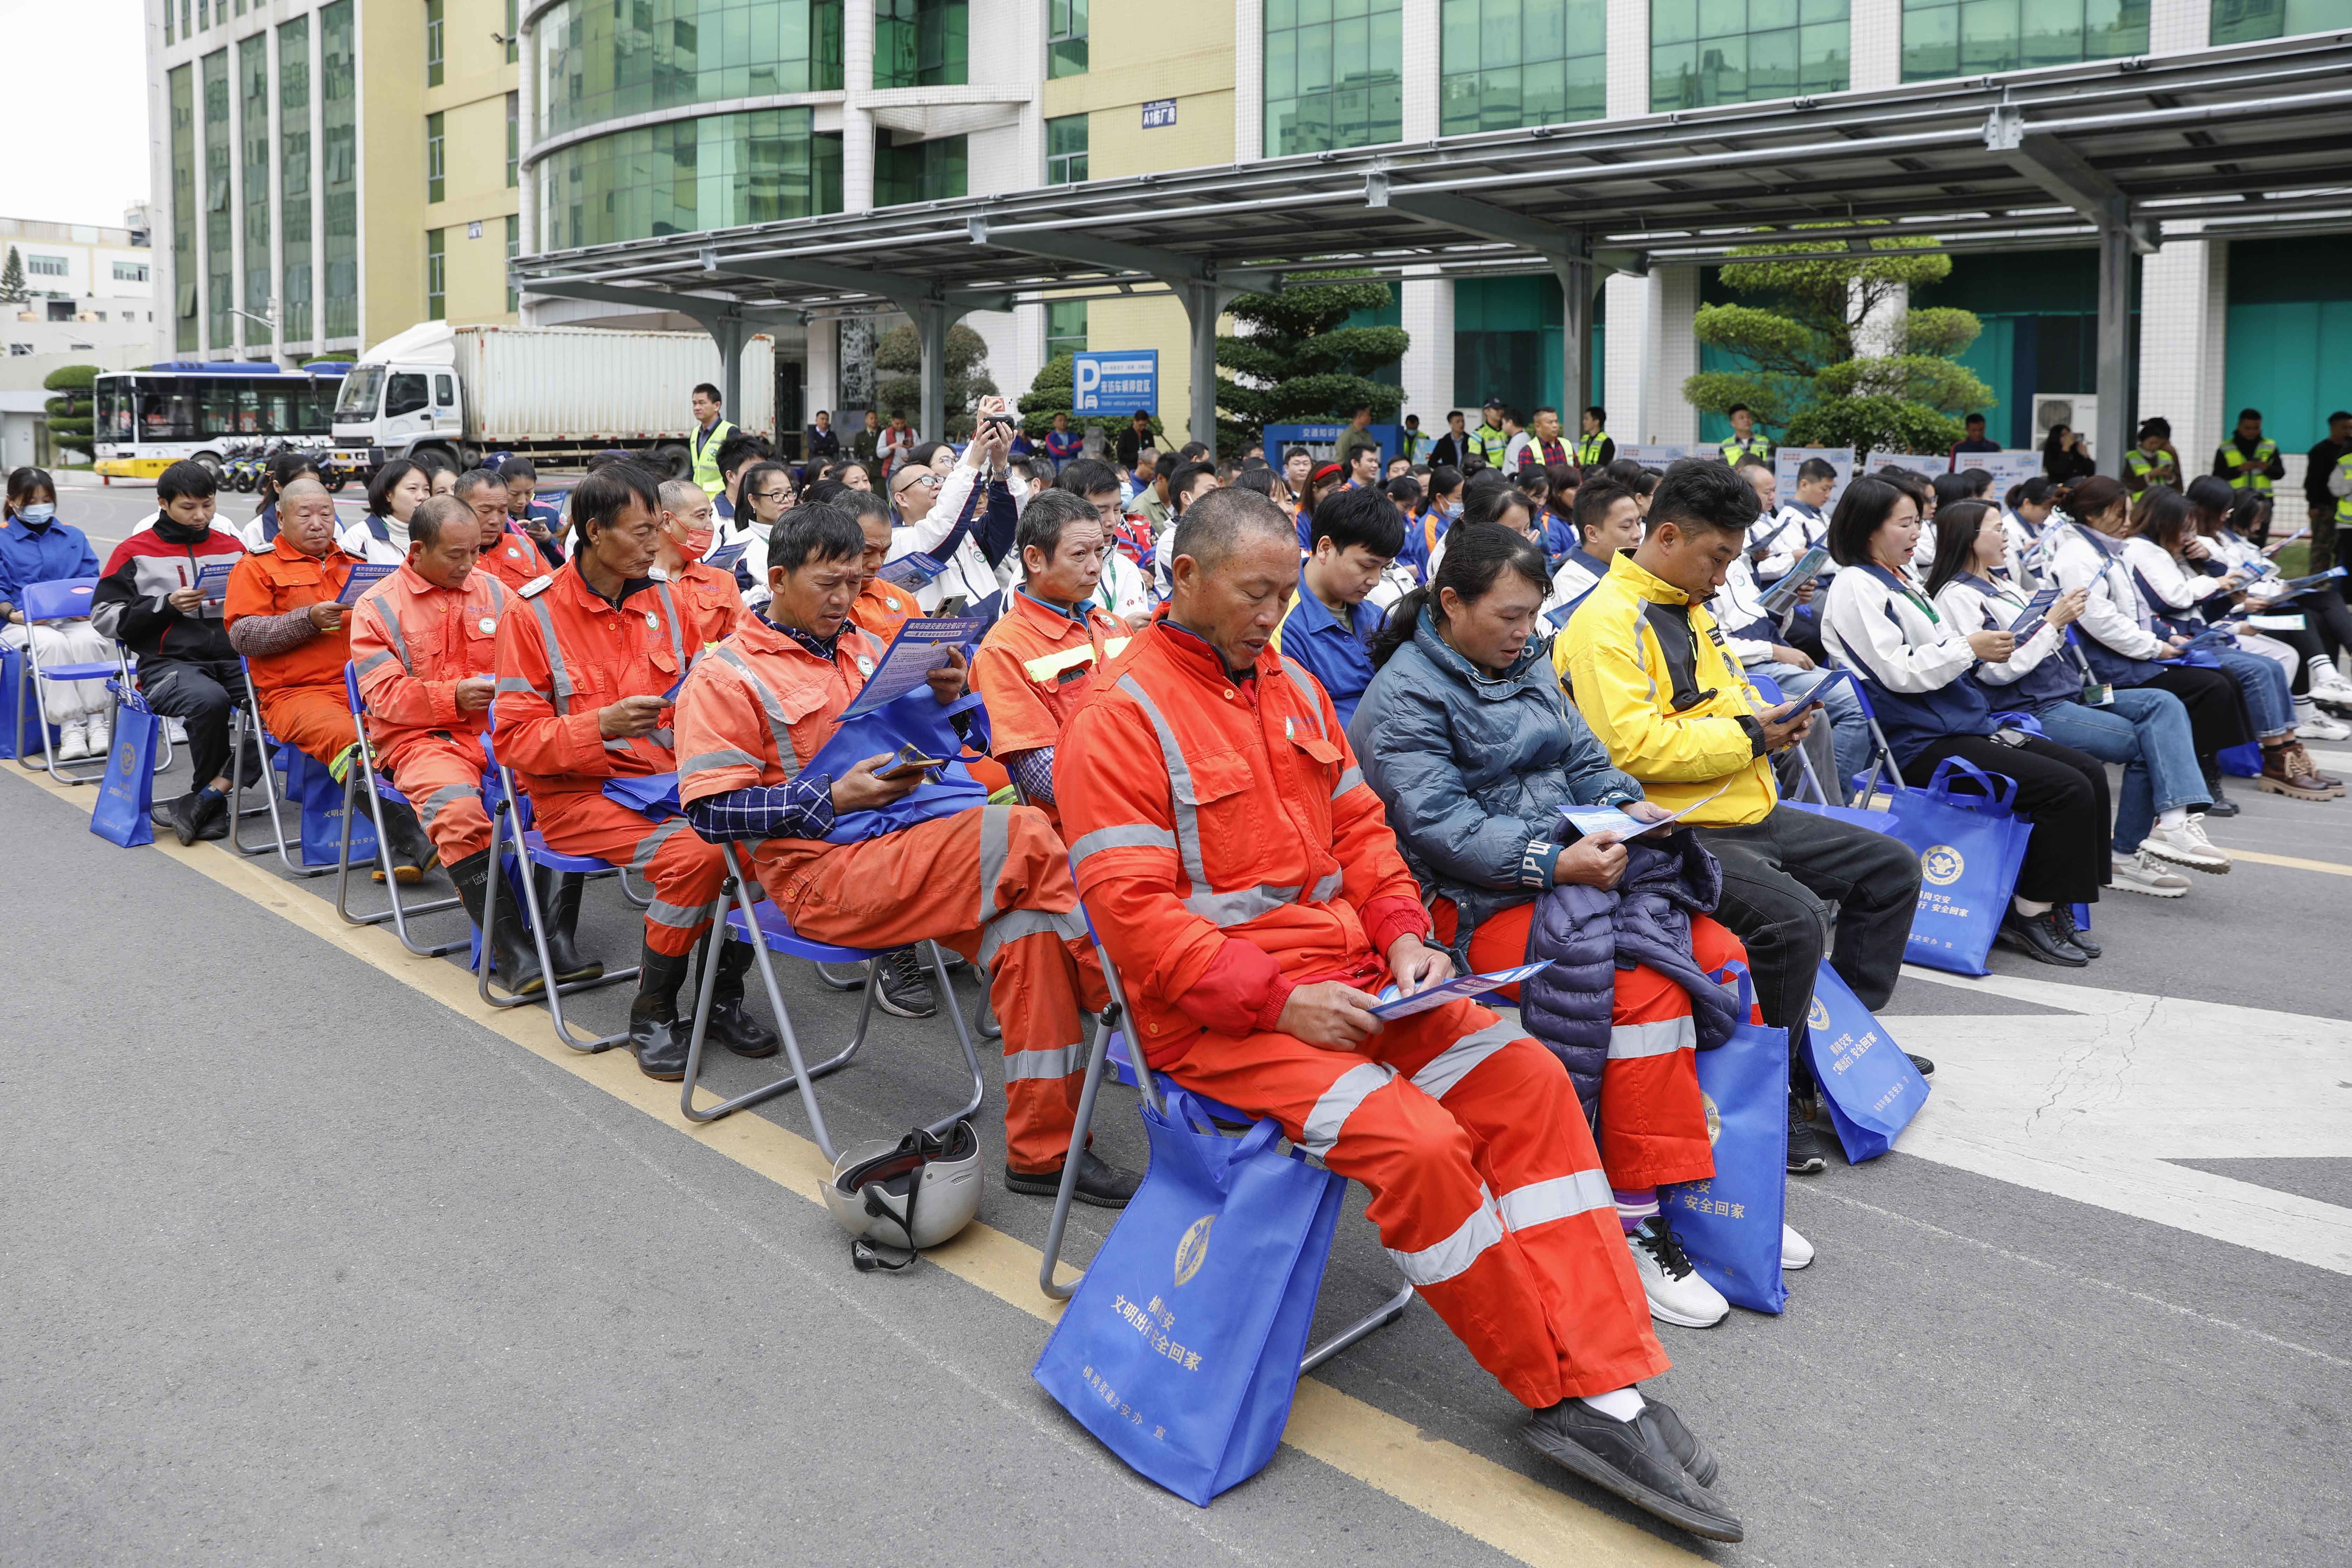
[0,515,101,615]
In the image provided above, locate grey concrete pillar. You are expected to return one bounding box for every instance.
[1175,282,1235,454]
[2095,223,2134,481]
[1553,257,1594,425]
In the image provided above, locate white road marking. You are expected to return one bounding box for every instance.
[1882,966,2352,1275]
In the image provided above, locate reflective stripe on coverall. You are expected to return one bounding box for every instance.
[969,591,1130,832]
[349,565,510,863]
[1054,617,1669,1408]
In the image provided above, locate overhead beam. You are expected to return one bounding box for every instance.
[702,250,1010,312]
[965,217,1282,292]
[1364,173,1594,262]
[1983,105,2159,253]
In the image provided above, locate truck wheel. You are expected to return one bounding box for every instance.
[323,472,349,493]
[651,443,691,481]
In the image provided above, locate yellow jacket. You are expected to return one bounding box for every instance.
[1553,552,1779,827]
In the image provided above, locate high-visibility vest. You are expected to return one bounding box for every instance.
[2222,438,2278,494]
[1720,433,1771,463]
[2124,445,2174,484]
[1576,431,1610,465]
[2336,451,2352,524]
[691,418,736,496]
[1470,423,1510,468]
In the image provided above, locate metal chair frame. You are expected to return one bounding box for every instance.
[226,659,334,878]
[474,732,641,1051]
[10,579,163,784]
[332,663,467,957]
[676,840,985,1158]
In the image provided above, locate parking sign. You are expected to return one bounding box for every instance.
[1072,350,1158,417]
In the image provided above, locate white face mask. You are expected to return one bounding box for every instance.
[17,503,54,524]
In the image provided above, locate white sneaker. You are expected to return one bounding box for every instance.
[2139,819,2231,874]
[85,712,110,754]
[1625,1217,1729,1328]
[54,718,88,761]
[1781,1223,1815,1271]
[2112,850,2191,897]
[2294,700,2352,742]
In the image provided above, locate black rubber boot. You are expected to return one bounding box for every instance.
[2200,758,2240,817]
[535,869,604,985]
[704,940,780,1058]
[448,849,545,997]
[372,798,436,884]
[628,945,694,1081]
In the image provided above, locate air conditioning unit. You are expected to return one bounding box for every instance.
[2033,393,2094,449]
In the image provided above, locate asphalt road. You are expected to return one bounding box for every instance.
[4,484,2348,1564]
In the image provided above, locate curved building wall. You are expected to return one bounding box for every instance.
[537,0,843,138]
[539,106,842,249]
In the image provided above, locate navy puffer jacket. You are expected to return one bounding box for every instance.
[1349,606,1643,949]
[1519,834,1742,1115]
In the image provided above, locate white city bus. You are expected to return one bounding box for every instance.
[93,361,350,481]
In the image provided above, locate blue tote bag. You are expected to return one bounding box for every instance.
[1883,754,2030,975]
[1802,963,1931,1162]
[287,747,377,867]
[90,682,158,847]
[1665,965,1789,1314]
[1035,1088,1344,1506]
[804,687,993,844]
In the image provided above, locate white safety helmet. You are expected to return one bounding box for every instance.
[823,1121,982,1270]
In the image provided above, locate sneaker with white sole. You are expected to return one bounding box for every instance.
[86,713,110,755]
[1625,1216,1729,1328]
[2139,819,2231,873]
[54,718,88,761]
[1781,1223,1814,1271]
[2293,701,2352,743]
[2112,850,2190,897]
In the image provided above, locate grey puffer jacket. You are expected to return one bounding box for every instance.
[1348,606,1643,948]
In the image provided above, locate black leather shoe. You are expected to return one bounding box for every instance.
[161,791,205,846]
[1996,908,2088,967]
[193,792,230,841]
[1907,1053,1936,1078]
[705,941,780,1058]
[1522,1400,1743,1543]
[1639,1396,1720,1489]
[536,870,603,985]
[875,945,938,1019]
[2052,905,2101,959]
[1786,1092,1827,1174]
[1004,1148,1141,1209]
[628,946,693,1080]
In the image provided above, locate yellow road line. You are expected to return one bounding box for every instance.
[2211,847,2352,877]
[9,765,1695,1568]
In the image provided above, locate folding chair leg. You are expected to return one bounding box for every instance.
[229,713,331,878]
[473,802,637,1045]
[332,766,465,957]
[1039,1008,1121,1301]
[1299,1286,1418,1374]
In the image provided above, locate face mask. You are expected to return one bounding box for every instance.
[17,503,54,524]
[677,518,714,563]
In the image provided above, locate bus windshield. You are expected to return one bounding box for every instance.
[333,364,385,421]
[94,370,347,446]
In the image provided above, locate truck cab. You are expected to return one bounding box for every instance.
[330,321,467,477]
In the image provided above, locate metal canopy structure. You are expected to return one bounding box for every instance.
[515,33,2352,461]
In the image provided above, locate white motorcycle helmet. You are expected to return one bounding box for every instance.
[824,1121,982,1270]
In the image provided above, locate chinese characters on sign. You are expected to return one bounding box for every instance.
[1141,98,1177,129]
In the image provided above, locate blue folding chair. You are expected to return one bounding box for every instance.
[332,662,467,957]
[676,839,985,1154]
[225,658,337,877]
[475,726,642,1051]
[10,577,144,785]
[1038,897,1416,1374]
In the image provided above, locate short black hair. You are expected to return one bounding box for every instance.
[1178,441,1210,462]
[715,432,772,478]
[498,455,539,483]
[1585,405,1607,423]
[1733,454,1771,476]
[1170,484,1294,571]
[835,487,893,527]
[156,457,219,504]
[1797,457,1837,486]
[1426,464,1463,502]
[1012,454,1055,488]
[1573,480,1638,538]
[1727,402,1750,417]
[1168,461,1217,508]
[1310,486,1406,558]
[569,463,662,544]
[366,458,424,518]
[739,461,794,507]
[1826,476,1910,567]
[1964,413,1986,426]
[2237,407,2263,422]
[1646,457,1758,538]
[1017,487,1098,566]
[1384,474,1423,507]
[409,494,474,550]
[907,440,951,473]
[453,466,508,502]
[768,502,863,574]
[693,382,722,402]
[1057,457,1122,501]
[411,448,456,476]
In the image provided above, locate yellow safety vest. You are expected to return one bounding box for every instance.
[691,418,736,496]
[2124,445,2175,485]
[1470,423,1510,468]
[1720,434,1771,463]
[2222,438,2277,494]
[1576,431,1610,465]
[2336,451,2352,524]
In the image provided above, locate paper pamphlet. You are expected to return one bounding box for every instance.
[1558,780,1731,842]
[840,613,990,716]
[1368,961,1552,1020]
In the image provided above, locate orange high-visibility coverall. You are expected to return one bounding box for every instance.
[493,563,724,958]
[1055,616,1669,1408]
[1434,899,1742,1191]
[477,528,550,593]
[668,559,748,650]
[969,591,1129,832]
[672,613,1106,1175]
[348,565,511,863]
[223,537,358,766]
[848,577,918,644]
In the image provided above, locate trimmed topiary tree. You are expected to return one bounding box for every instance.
[1215,271,1407,456]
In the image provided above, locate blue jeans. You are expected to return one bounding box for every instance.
[2214,646,2294,735]
[2032,688,2211,852]
[1768,663,1872,799]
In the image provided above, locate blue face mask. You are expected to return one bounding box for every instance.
[17,503,54,524]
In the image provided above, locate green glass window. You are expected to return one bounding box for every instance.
[170,64,197,352]
[240,33,271,350]
[426,0,444,86]
[506,0,519,61]
[1653,0,1848,110]
[507,91,519,187]
[2211,0,2352,42]
[280,15,312,343]
[322,0,356,341]
[506,215,519,312]
[163,0,173,46]
[1900,0,2147,81]
[1046,299,1087,360]
[1439,0,1606,135]
[875,0,966,88]
[203,49,232,351]
[1045,113,1088,185]
[1048,0,1088,77]
[875,133,968,205]
[427,229,446,321]
[1265,0,1405,155]
[541,107,843,249]
[427,112,445,203]
[538,0,844,141]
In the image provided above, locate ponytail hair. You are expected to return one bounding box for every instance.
[2053,474,2129,530]
[2005,475,2056,513]
[1368,522,1549,670]
[1924,499,1996,598]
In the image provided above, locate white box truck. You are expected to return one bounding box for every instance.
[327,320,774,483]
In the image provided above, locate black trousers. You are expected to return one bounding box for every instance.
[139,657,244,791]
[1693,805,1921,1046]
[2283,587,2352,670]
[1903,733,2110,906]
[2129,665,2254,760]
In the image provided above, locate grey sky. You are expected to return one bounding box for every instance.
[0,0,153,230]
